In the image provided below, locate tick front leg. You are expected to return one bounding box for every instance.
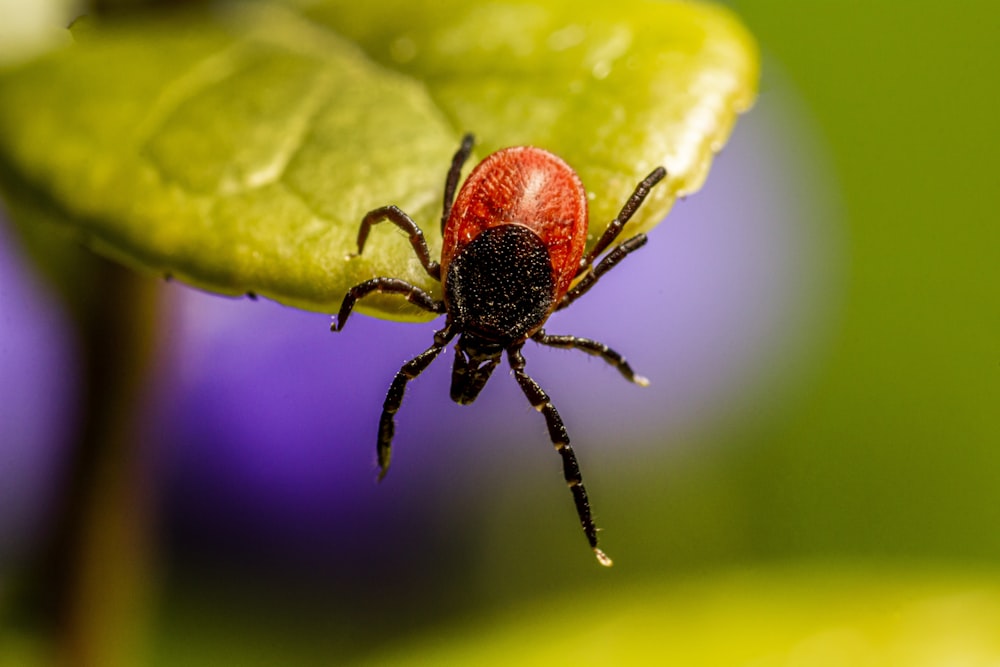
[531,330,649,386]
[377,328,454,480]
[332,278,444,331]
[508,346,612,567]
[356,206,441,281]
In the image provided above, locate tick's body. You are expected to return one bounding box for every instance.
[335,135,666,566]
[442,146,588,306]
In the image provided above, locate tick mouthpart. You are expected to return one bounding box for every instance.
[449,338,502,405]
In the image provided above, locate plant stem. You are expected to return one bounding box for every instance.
[15,255,161,667]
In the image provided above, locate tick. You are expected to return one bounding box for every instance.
[333,134,666,566]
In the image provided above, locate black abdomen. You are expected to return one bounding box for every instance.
[444,224,555,345]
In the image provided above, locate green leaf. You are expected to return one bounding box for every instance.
[0,0,758,319]
[358,568,1000,666]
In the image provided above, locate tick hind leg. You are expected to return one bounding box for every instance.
[559,166,666,310]
[376,327,454,480]
[441,133,475,234]
[531,330,648,386]
[508,346,613,567]
[581,166,666,269]
[356,206,441,281]
[558,234,648,310]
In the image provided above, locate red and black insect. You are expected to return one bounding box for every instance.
[333,134,666,566]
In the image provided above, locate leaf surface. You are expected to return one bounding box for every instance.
[0,0,758,317]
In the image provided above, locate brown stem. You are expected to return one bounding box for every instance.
[13,255,161,667]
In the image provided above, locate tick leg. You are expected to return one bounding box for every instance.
[531,330,648,386]
[332,277,444,332]
[377,327,454,480]
[578,166,666,274]
[356,206,441,281]
[508,346,613,567]
[441,133,475,234]
[557,233,647,310]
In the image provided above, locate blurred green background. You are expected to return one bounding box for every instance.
[725,0,1000,564]
[1,0,999,665]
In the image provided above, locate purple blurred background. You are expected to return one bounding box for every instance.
[0,220,78,574]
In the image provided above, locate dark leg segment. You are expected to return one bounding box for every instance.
[356,206,441,281]
[332,277,444,331]
[377,327,454,480]
[441,133,475,234]
[532,330,648,386]
[558,233,647,310]
[508,347,613,567]
[579,166,666,273]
